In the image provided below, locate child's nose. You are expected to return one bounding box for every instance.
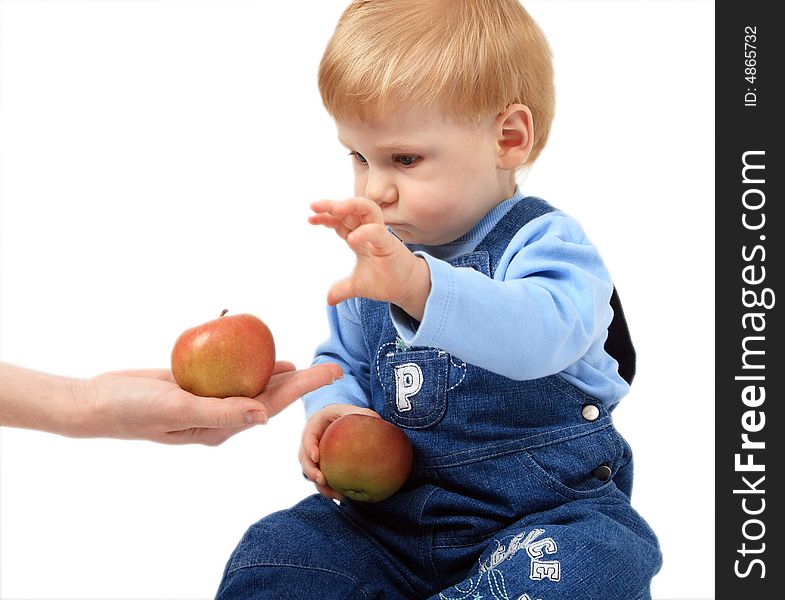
[364,171,398,206]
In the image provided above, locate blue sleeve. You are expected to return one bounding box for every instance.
[301,299,372,419]
[391,212,615,381]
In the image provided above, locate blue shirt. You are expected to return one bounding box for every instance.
[303,188,629,418]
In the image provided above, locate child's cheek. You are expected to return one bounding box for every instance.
[414,198,449,229]
[353,173,367,197]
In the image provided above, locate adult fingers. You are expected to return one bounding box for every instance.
[258,363,342,418]
[271,360,297,374]
[104,368,177,382]
[178,394,269,430]
[163,424,252,446]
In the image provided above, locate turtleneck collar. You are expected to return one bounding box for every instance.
[406,187,524,261]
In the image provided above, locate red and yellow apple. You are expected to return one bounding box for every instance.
[318,413,413,502]
[171,310,275,398]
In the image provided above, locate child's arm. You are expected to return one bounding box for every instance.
[310,197,614,382]
[393,216,614,380]
[301,300,374,418]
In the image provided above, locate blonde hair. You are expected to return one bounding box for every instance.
[318,0,555,162]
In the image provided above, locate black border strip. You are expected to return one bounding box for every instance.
[716,1,782,597]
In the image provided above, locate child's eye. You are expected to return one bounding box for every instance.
[394,154,420,167]
[349,151,367,165]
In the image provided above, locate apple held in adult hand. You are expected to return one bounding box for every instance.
[171,310,276,398]
[319,413,413,503]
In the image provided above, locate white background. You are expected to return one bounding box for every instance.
[0,1,714,598]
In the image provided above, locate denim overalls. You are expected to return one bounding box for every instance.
[217,198,662,600]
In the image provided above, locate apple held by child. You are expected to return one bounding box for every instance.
[319,413,413,503]
[171,310,276,398]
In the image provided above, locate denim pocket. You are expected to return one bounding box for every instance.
[515,425,624,501]
[381,349,449,429]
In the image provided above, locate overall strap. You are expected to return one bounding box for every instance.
[473,196,555,275]
[474,197,637,386]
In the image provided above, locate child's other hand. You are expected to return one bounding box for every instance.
[309,197,430,320]
[299,402,381,501]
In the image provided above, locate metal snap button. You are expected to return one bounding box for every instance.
[581,404,600,421]
[592,464,612,480]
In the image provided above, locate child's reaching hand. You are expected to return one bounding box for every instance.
[309,197,431,321]
[299,402,381,501]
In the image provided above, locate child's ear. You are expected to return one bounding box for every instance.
[495,104,534,170]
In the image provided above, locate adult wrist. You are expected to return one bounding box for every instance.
[63,376,100,437]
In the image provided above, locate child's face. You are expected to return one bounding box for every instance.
[336,105,514,246]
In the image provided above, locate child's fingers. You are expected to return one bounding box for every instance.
[315,480,344,502]
[307,213,341,228]
[308,213,352,240]
[299,434,327,486]
[310,200,354,226]
[301,426,321,464]
[300,404,380,498]
[309,199,338,214]
[347,223,396,254]
[311,198,360,217]
[333,197,384,223]
[311,197,383,225]
[300,458,325,487]
[309,210,368,241]
[327,277,356,306]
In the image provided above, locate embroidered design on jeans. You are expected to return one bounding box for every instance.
[446,355,467,391]
[394,362,423,411]
[438,529,557,600]
[481,528,560,582]
[395,336,411,352]
[526,536,560,583]
[375,342,399,390]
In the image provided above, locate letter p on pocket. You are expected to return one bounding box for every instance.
[394,363,423,412]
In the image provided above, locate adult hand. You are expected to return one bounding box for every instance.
[80,361,343,445]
